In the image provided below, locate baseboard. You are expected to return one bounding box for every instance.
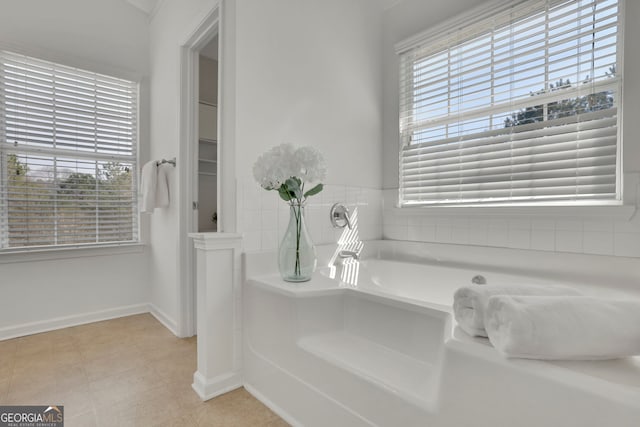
[148,303,178,335]
[244,382,303,427]
[0,303,149,341]
[192,371,242,401]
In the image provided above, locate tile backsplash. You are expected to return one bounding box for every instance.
[382,189,640,258]
[238,181,383,252]
[237,181,640,258]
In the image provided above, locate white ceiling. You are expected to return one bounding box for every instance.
[379,0,404,10]
[125,0,159,15]
[127,0,402,17]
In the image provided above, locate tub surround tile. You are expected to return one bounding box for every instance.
[530,230,556,251]
[614,232,640,257]
[418,224,437,242]
[467,218,489,229]
[487,226,509,248]
[451,218,469,228]
[556,230,584,253]
[583,231,615,256]
[532,219,556,230]
[381,189,640,258]
[507,228,531,249]
[239,181,383,252]
[243,210,262,232]
[243,183,640,257]
[614,219,640,233]
[435,224,452,243]
[407,216,422,228]
[259,189,280,211]
[406,225,420,241]
[243,233,261,252]
[450,227,469,245]
[583,220,614,232]
[487,218,505,229]
[467,227,488,246]
[555,219,583,231]
[260,209,278,232]
[384,224,408,241]
[508,218,531,229]
[261,230,278,251]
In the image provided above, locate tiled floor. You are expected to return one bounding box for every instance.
[0,314,288,426]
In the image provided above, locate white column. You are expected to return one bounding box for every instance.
[189,232,243,400]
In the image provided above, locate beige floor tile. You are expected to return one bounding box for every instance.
[65,409,98,427]
[84,350,148,382]
[194,388,286,427]
[1,314,288,427]
[0,353,16,383]
[14,336,53,358]
[153,413,199,427]
[89,365,165,407]
[0,337,18,353]
[21,383,95,419]
[0,378,10,403]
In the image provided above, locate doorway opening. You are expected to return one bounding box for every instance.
[197,37,219,234]
[177,6,219,338]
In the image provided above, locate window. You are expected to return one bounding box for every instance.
[0,51,139,250]
[398,0,622,206]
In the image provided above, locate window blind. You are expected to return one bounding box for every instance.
[398,0,621,206]
[0,51,138,250]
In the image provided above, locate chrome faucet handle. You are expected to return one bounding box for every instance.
[330,203,352,229]
[338,250,360,260]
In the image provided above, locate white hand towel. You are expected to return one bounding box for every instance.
[485,295,640,360]
[453,284,581,337]
[140,160,157,214]
[155,163,171,208]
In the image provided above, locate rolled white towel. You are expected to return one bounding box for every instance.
[485,295,640,360]
[453,284,581,337]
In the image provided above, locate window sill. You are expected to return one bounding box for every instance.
[391,204,637,221]
[0,243,146,264]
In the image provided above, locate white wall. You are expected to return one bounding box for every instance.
[234,0,383,189]
[148,0,383,328]
[234,0,384,252]
[148,0,217,330]
[0,250,149,339]
[381,0,640,259]
[0,0,151,336]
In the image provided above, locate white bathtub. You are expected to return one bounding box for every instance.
[243,240,640,427]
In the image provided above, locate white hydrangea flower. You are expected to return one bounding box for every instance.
[252,143,296,189]
[293,146,327,184]
[253,143,326,201]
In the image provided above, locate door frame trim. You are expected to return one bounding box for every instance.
[177,3,220,338]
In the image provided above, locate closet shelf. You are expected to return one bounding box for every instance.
[199,172,217,177]
[199,159,217,164]
[199,138,217,144]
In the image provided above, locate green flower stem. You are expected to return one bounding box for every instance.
[294,204,301,276]
[292,184,304,277]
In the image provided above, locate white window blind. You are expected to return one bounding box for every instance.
[0,51,138,250]
[398,0,622,206]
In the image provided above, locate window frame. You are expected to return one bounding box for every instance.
[0,50,142,254]
[395,0,627,210]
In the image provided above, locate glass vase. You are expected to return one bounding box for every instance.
[278,203,317,282]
